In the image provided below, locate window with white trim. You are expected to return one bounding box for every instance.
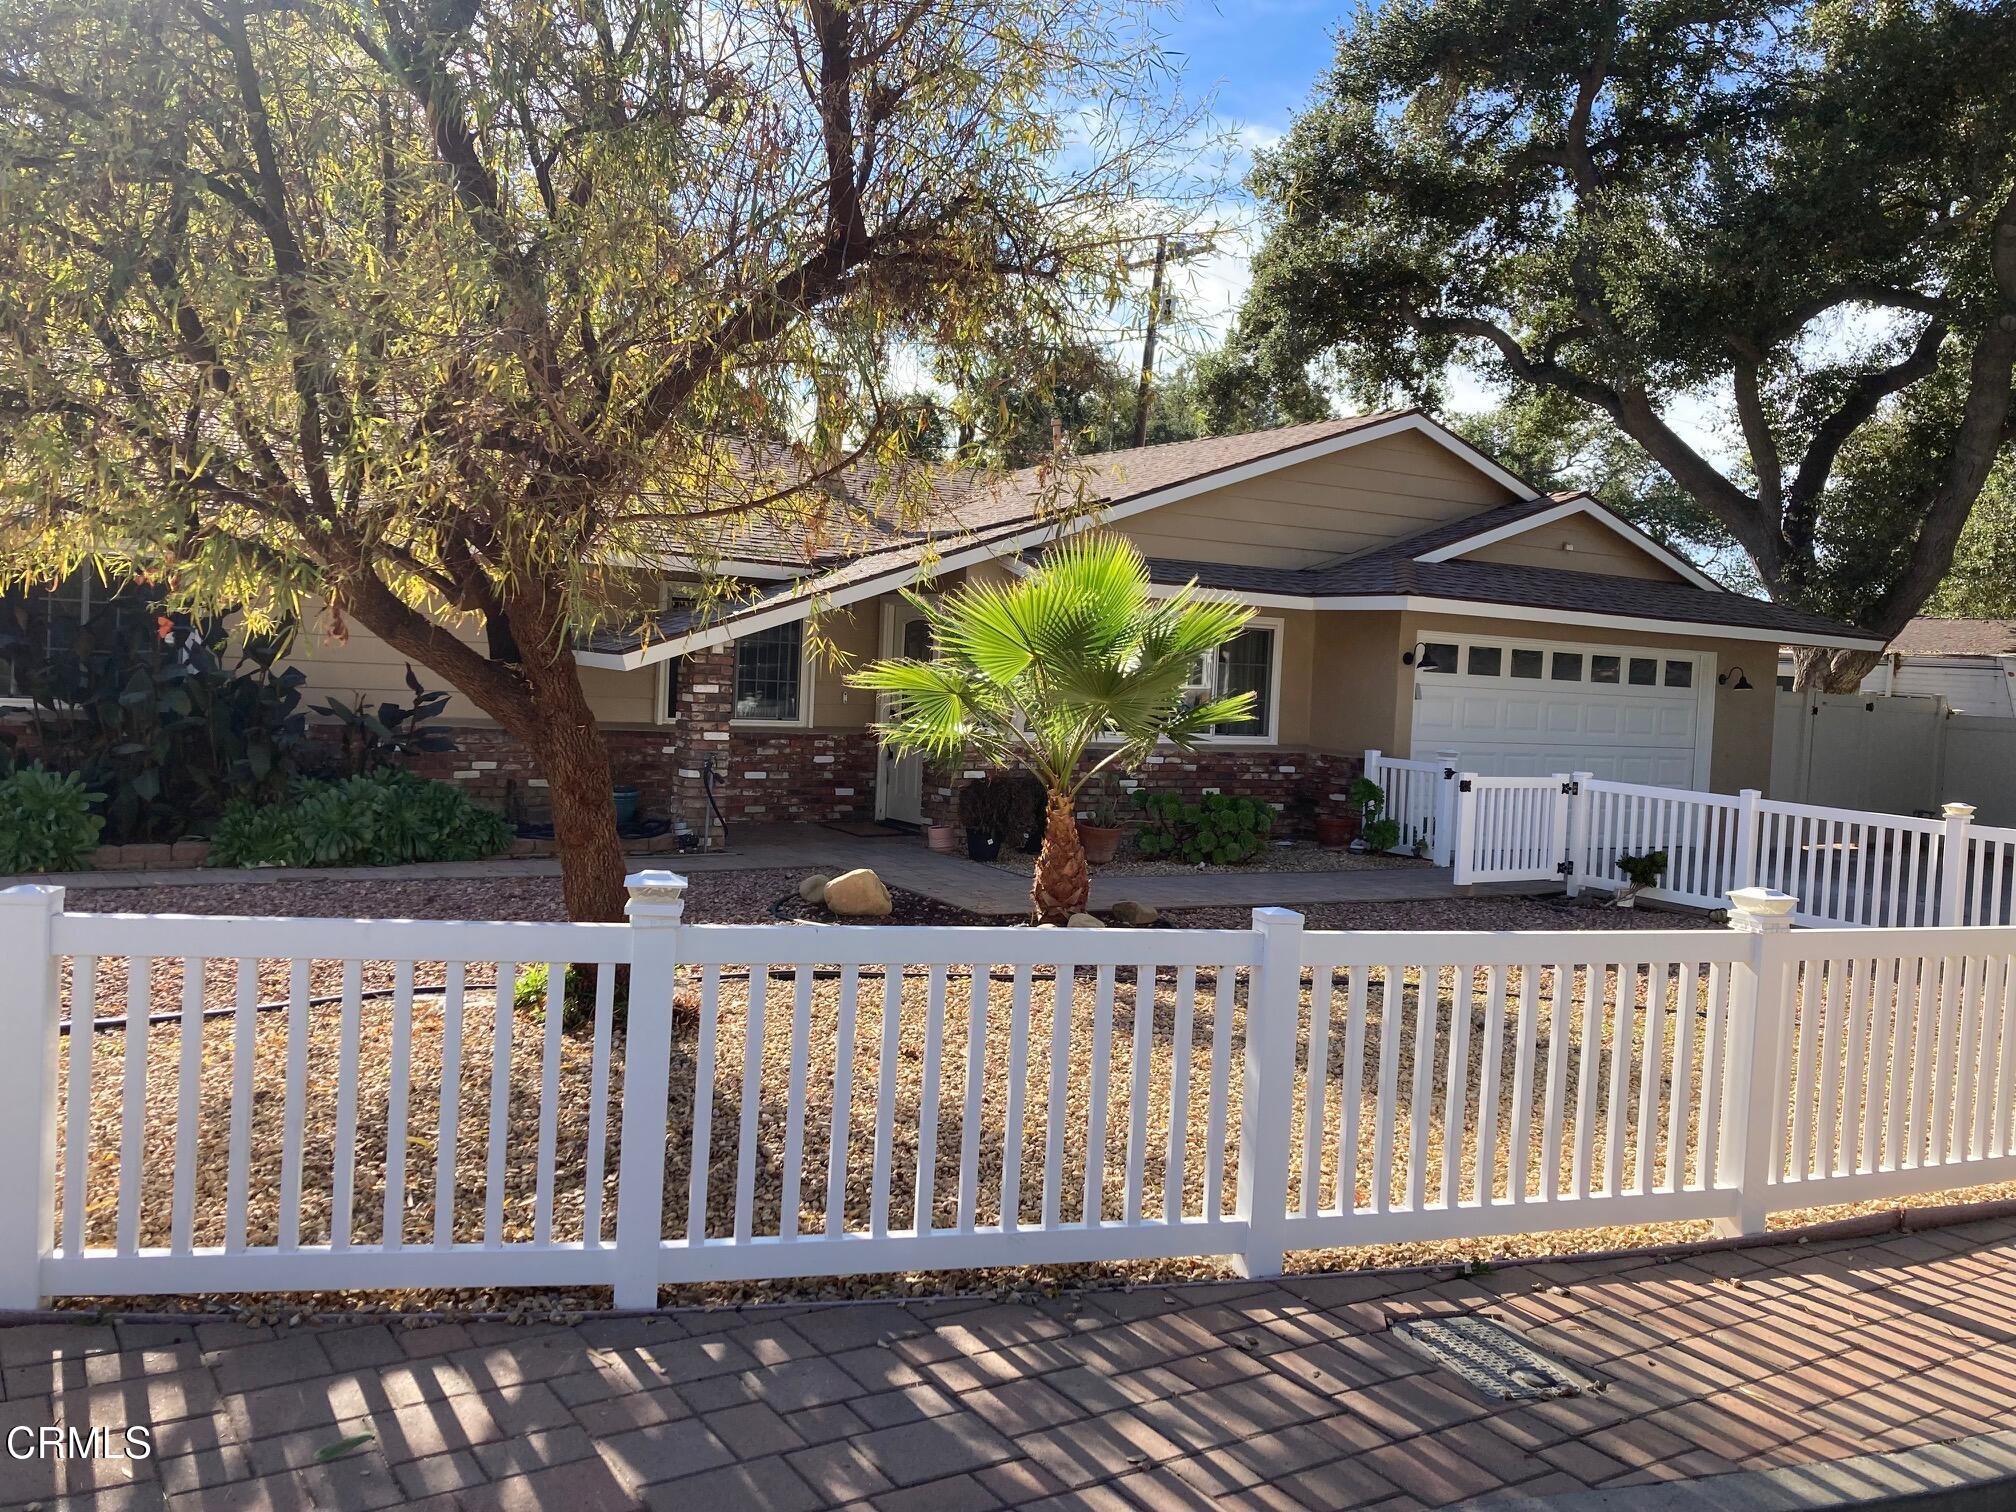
[733,621,805,722]
[1182,624,1277,739]
[0,572,152,700]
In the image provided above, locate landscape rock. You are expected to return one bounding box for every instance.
[1108,899,1158,927]
[1066,911,1105,928]
[798,873,832,905]
[823,868,892,917]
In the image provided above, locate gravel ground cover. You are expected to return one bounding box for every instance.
[41,872,2016,1318]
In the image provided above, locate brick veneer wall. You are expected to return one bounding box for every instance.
[294,640,879,836]
[922,746,1366,838]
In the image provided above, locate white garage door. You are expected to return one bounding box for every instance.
[1409,633,1712,788]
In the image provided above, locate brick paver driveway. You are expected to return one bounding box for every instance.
[5,1214,2015,1509]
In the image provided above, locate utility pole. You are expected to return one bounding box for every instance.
[1132,235,1169,450]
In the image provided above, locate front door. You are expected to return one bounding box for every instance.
[876,606,933,824]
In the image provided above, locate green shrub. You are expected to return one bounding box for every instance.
[0,765,106,873]
[0,606,306,843]
[1130,789,1275,865]
[210,770,513,869]
[512,961,627,1034]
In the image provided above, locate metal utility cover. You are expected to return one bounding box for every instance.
[1391,1315,1599,1402]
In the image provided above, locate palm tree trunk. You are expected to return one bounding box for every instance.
[1032,789,1090,923]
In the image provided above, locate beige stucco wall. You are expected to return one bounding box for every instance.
[802,601,880,730]
[288,572,675,730]
[1117,429,1520,568]
[1458,513,1687,581]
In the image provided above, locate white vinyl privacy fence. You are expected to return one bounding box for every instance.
[2,878,2014,1309]
[1453,774,2016,931]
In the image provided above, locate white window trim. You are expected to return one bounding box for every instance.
[0,573,113,707]
[652,582,690,726]
[1092,615,1285,747]
[728,620,815,729]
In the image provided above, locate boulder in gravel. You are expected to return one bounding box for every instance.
[1107,899,1158,927]
[798,873,832,904]
[1066,911,1105,928]
[823,867,892,917]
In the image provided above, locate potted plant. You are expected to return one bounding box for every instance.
[925,819,959,853]
[1612,849,1668,909]
[1313,797,1358,849]
[1007,768,1048,853]
[1077,778,1126,865]
[956,772,1014,861]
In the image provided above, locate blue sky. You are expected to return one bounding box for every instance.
[1155,0,1344,152]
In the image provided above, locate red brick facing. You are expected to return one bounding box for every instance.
[922,746,1366,838]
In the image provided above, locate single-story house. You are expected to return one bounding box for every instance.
[1778,618,2016,718]
[4,410,1881,831]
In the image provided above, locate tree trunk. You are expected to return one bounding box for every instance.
[1791,644,1885,694]
[517,651,630,924]
[1032,789,1090,924]
[334,571,630,921]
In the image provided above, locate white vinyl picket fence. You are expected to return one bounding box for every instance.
[1362,748,1456,865]
[3,878,2014,1308]
[1455,773,2016,932]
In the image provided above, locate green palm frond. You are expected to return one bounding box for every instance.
[850,533,1257,799]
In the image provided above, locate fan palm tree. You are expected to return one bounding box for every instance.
[850,534,1257,923]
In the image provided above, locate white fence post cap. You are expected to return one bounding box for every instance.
[1942,802,1976,820]
[625,870,689,920]
[0,884,62,910]
[1727,887,1796,931]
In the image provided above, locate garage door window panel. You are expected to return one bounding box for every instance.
[1409,633,1709,790]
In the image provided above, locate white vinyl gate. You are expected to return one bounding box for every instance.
[1450,775,1571,883]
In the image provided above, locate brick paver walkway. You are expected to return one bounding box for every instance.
[6,1214,2015,1510]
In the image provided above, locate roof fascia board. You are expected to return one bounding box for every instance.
[574,530,1026,670]
[1309,594,1884,650]
[1131,577,1875,647]
[598,553,804,580]
[1414,497,1724,592]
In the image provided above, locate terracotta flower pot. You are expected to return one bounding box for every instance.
[1313,815,1356,849]
[925,824,959,853]
[1077,821,1124,865]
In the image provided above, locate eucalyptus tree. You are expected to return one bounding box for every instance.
[0,0,1200,918]
[1209,0,2016,688]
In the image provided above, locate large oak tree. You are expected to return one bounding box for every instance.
[1207,0,2016,688]
[0,0,1198,917]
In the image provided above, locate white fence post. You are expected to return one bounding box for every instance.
[1234,907,1303,1278]
[1564,772,1594,897]
[1712,887,1797,1238]
[1733,789,1763,892]
[0,884,64,1309]
[1451,773,1479,885]
[1938,802,1975,926]
[1432,751,1461,867]
[613,870,686,1309]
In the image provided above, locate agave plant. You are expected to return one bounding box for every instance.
[850,535,1256,922]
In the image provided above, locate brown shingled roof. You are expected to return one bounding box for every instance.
[580,411,1878,659]
[1886,618,2016,657]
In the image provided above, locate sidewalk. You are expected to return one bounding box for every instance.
[6,1211,2015,1509]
